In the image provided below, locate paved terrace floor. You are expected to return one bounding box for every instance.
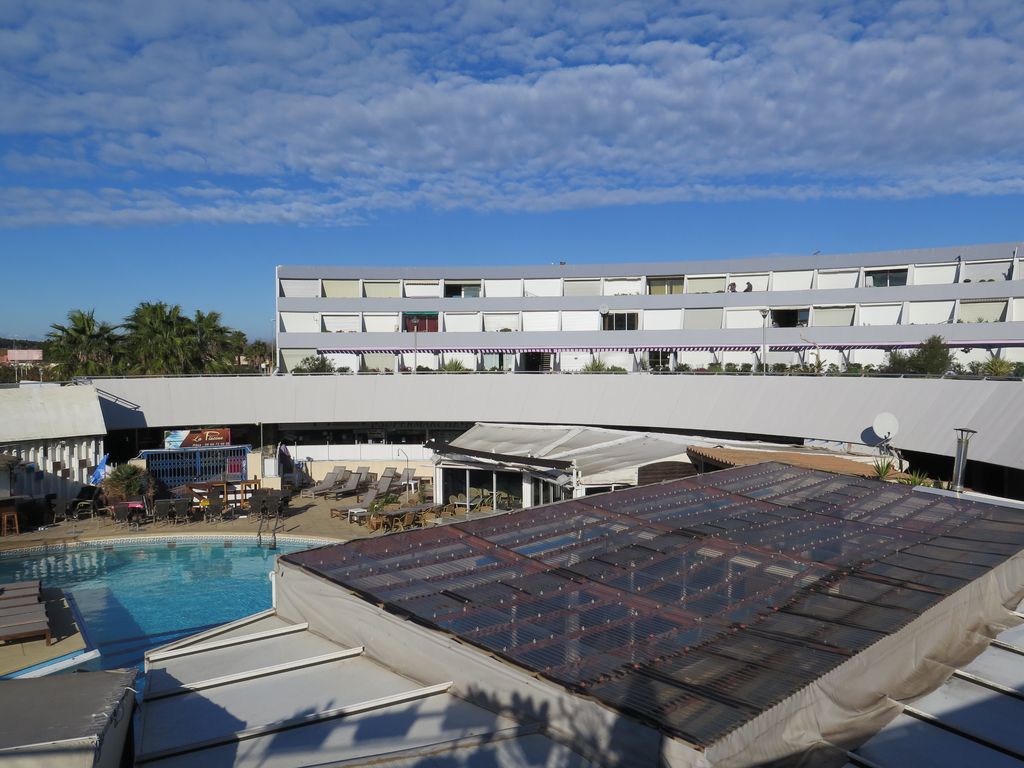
[0,493,447,553]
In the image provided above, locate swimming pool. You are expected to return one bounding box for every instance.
[0,537,321,671]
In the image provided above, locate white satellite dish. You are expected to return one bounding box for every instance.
[872,412,900,442]
[598,304,610,316]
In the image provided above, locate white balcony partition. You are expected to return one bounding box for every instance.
[686,276,726,294]
[562,311,600,331]
[364,281,402,298]
[563,279,601,296]
[280,348,315,372]
[444,312,482,332]
[725,309,765,329]
[401,352,438,370]
[279,279,320,298]
[363,352,396,371]
[523,278,561,297]
[815,271,858,289]
[907,301,955,325]
[522,311,559,331]
[363,313,400,332]
[771,270,814,291]
[683,308,723,330]
[913,264,957,285]
[643,309,682,330]
[962,261,1012,282]
[859,304,903,326]
[483,313,520,332]
[324,352,360,371]
[959,300,1008,323]
[322,314,361,333]
[812,306,855,327]
[404,280,442,298]
[483,279,522,297]
[322,279,359,297]
[730,273,770,291]
[279,312,320,333]
[560,351,591,371]
[603,278,642,296]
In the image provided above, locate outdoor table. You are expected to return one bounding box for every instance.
[348,507,367,525]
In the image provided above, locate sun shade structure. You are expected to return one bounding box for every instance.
[282,462,1024,765]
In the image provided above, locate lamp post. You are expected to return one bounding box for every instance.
[411,317,420,374]
[759,309,769,375]
[952,427,976,492]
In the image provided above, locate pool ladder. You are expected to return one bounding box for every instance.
[256,504,280,549]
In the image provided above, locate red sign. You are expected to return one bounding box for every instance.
[180,429,232,447]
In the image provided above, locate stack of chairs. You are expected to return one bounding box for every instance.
[299,466,347,499]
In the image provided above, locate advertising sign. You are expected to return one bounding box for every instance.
[164,429,232,449]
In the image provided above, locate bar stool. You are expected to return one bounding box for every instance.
[0,507,19,536]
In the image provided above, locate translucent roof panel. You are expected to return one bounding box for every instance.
[285,462,1024,748]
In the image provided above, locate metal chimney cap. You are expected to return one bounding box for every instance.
[954,427,978,438]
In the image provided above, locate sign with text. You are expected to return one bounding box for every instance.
[164,429,232,449]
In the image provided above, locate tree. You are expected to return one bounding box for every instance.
[884,335,954,375]
[45,309,121,378]
[122,302,193,374]
[291,354,335,373]
[188,310,238,373]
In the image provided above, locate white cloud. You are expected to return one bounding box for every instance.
[0,0,1022,226]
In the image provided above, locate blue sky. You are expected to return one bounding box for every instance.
[2,1,1022,341]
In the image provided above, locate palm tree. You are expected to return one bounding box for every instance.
[245,340,271,372]
[122,302,193,374]
[983,354,1014,377]
[188,310,237,373]
[46,309,121,378]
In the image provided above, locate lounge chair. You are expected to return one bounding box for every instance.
[0,580,41,602]
[324,473,361,500]
[299,466,346,498]
[153,499,172,525]
[374,467,399,497]
[0,607,51,646]
[172,498,193,525]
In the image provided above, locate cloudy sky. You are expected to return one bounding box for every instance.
[2,0,1022,337]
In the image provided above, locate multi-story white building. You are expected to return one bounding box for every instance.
[277,242,1023,373]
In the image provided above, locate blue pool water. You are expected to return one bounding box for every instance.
[0,539,314,670]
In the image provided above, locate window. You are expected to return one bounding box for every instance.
[402,312,439,332]
[649,350,672,371]
[443,280,481,298]
[770,308,810,328]
[564,279,601,296]
[865,269,908,288]
[648,277,685,295]
[602,312,638,331]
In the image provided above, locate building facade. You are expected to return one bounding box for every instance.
[275,242,1023,373]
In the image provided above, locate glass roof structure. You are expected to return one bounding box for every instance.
[284,462,1024,748]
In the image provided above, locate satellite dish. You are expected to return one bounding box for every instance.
[872,412,900,442]
[598,304,609,316]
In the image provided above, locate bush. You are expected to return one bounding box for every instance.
[772,363,788,373]
[740,363,753,372]
[103,463,153,503]
[582,359,608,373]
[673,363,691,372]
[292,354,335,373]
[724,363,738,372]
[707,363,723,373]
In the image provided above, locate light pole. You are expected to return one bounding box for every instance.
[759,309,769,375]
[411,317,420,374]
[397,447,410,495]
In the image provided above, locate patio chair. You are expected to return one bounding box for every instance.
[204,493,225,523]
[172,498,193,525]
[72,486,102,520]
[367,511,386,533]
[153,499,172,525]
[51,498,70,524]
[418,506,444,526]
[111,502,135,530]
[391,510,419,532]
[299,466,346,498]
